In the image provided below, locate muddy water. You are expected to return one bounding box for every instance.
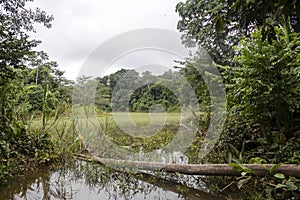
[0,160,222,200]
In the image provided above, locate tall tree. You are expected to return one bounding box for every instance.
[176,0,245,66]
[176,0,300,65]
[0,1,57,179]
[0,0,53,81]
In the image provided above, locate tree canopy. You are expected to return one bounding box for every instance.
[0,0,53,82]
[176,0,300,65]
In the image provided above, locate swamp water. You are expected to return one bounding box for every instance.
[0,160,222,200]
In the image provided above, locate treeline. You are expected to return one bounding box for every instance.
[75,67,210,113]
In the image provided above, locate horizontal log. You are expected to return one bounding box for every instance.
[75,154,300,178]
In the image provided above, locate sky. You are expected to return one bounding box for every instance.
[28,0,184,80]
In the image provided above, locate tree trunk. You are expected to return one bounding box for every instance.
[75,154,300,178]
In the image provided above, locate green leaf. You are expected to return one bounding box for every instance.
[228,144,239,158]
[274,173,285,179]
[229,163,254,174]
[269,163,281,173]
[275,183,286,189]
[214,16,224,32]
[229,163,244,171]
[249,157,266,165]
[249,157,267,169]
[286,181,298,191]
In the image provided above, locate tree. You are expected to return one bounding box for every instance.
[176,0,246,66]
[73,76,97,106]
[225,0,300,34]
[95,82,112,112]
[176,0,300,65]
[129,83,180,113]
[0,0,54,119]
[0,1,56,178]
[227,26,300,138]
[0,0,53,31]
[26,51,73,104]
[0,0,53,78]
[215,25,300,166]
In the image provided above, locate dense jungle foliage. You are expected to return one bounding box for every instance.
[0,0,300,199]
[176,0,300,198]
[0,0,77,183]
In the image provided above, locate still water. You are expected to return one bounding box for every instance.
[0,160,222,200]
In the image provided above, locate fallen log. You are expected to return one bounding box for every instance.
[75,154,300,178]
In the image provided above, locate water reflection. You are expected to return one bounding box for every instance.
[0,160,221,200]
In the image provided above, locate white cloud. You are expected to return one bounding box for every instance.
[28,0,182,80]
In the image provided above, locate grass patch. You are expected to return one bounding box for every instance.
[30,111,209,160]
[93,112,181,153]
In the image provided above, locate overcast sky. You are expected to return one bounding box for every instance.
[28,0,183,80]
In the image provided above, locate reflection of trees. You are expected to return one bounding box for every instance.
[0,160,219,199]
[66,160,156,199]
[0,164,52,199]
